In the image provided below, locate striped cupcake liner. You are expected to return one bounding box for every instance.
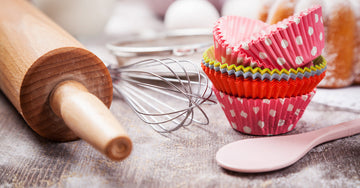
[203,46,327,81]
[203,60,326,81]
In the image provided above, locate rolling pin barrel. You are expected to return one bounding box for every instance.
[0,0,131,160]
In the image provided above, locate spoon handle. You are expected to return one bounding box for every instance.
[310,118,360,145]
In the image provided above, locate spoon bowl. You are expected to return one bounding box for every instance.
[216,119,360,173]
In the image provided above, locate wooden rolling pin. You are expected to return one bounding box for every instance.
[0,0,132,160]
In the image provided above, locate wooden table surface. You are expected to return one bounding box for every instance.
[1,0,359,187]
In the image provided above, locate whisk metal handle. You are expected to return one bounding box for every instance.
[50,80,132,161]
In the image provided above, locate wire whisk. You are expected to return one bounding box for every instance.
[107,58,214,133]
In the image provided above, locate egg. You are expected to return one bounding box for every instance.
[164,0,220,30]
[32,0,116,37]
[221,0,263,19]
[144,0,175,18]
[208,0,226,12]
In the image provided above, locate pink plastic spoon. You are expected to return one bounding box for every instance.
[216,119,360,173]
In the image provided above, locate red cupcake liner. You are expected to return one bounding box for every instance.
[202,63,325,98]
[214,87,316,135]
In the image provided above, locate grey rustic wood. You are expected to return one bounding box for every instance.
[0,88,359,187]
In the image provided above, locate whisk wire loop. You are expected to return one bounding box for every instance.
[108,58,214,133]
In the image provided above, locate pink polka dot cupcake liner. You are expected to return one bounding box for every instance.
[243,5,324,69]
[213,5,325,70]
[214,87,316,135]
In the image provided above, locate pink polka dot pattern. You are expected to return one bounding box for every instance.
[214,87,316,135]
[213,5,325,70]
[242,5,324,69]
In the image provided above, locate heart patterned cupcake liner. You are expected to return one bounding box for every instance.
[214,88,316,135]
[214,5,325,70]
[213,16,268,67]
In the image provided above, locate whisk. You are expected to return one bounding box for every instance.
[107,58,214,133]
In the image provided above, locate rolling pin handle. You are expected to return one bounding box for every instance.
[50,80,132,161]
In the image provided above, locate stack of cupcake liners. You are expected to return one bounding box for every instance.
[202,47,326,99]
[203,5,326,135]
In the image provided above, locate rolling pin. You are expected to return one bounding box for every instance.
[0,0,132,160]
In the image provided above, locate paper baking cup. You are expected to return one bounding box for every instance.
[242,5,325,69]
[213,5,324,69]
[206,60,326,81]
[202,46,327,81]
[214,88,316,135]
[213,16,269,67]
[202,63,325,98]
